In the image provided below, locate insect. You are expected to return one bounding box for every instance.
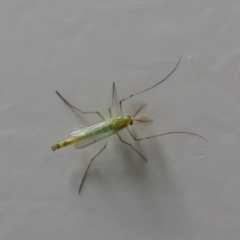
[52,58,207,193]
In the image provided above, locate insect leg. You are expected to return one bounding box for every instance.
[126,127,208,142]
[119,58,181,116]
[55,91,104,120]
[117,133,147,161]
[78,139,108,193]
[108,82,115,118]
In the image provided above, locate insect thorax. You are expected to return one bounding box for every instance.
[109,116,132,131]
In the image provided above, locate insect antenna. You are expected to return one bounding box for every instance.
[132,103,148,118]
[132,104,153,123]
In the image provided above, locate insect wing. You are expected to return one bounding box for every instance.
[70,123,99,137]
[70,120,116,149]
[74,131,114,149]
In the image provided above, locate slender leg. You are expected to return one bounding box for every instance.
[108,82,115,118]
[116,57,207,143]
[117,133,147,161]
[126,127,208,142]
[55,91,104,120]
[119,58,181,116]
[79,140,108,193]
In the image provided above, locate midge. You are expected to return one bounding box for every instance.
[52,58,207,193]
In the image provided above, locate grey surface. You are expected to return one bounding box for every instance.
[1,1,240,240]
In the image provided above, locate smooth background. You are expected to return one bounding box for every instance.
[1,1,240,240]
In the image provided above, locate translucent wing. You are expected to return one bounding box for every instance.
[74,131,115,149]
[70,122,102,137]
[70,120,117,149]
